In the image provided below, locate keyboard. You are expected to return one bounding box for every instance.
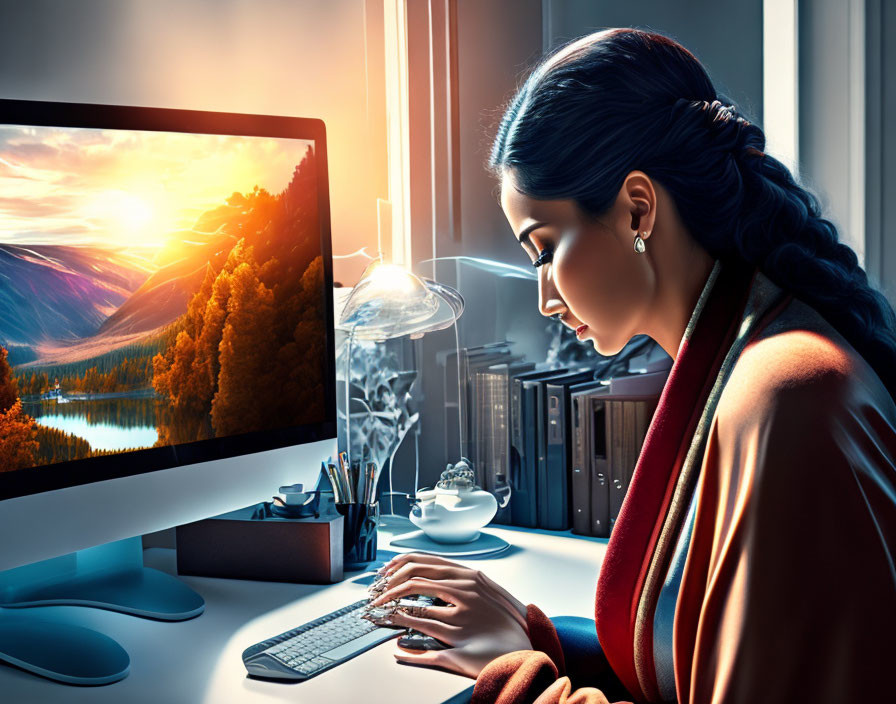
[242,599,402,680]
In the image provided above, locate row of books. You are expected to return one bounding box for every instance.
[570,375,663,536]
[450,343,669,536]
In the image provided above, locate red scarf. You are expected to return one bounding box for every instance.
[594,258,758,701]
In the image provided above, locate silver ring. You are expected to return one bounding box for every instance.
[398,604,428,618]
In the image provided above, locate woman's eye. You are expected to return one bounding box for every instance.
[532,247,553,268]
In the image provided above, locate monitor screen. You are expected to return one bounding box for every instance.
[0,100,337,500]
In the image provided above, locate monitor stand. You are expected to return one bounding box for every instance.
[0,537,204,685]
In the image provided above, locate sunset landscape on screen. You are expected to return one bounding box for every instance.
[0,125,327,470]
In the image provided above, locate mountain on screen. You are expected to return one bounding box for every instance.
[97,211,239,338]
[0,244,152,348]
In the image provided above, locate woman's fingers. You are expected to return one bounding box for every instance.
[382,566,525,632]
[379,552,467,577]
[393,602,457,624]
[369,576,467,608]
[372,560,529,635]
[379,563,461,595]
[393,646,453,670]
[394,647,477,680]
[377,555,516,616]
[374,555,479,603]
[387,611,460,644]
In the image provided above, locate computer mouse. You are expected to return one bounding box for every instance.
[397,629,450,651]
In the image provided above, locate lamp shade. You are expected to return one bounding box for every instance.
[336,260,464,341]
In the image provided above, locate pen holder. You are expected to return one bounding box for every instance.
[336,501,379,570]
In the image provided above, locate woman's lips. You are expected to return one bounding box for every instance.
[575,324,589,338]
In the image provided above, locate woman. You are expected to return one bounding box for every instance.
[365,28,896,703]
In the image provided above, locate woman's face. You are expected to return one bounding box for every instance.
[499,169,656,356]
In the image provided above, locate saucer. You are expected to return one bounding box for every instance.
[388,529,510,557]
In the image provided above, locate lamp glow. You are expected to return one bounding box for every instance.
[337,259,463,342]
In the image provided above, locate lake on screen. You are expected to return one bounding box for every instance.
[23,397,158,452]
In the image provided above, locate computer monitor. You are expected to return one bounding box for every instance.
[0,98,338,574]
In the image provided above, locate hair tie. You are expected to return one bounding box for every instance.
[675,98,758,156]
[693,99,750,129]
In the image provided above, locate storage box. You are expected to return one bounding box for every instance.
[176,504,344,584]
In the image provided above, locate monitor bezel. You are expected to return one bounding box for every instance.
[0,98,338,501]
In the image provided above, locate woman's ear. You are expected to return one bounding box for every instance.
[623,171,656,237]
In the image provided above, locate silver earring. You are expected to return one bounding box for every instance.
[633,231,647,254]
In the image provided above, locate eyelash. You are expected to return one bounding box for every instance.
[533,247,553,268]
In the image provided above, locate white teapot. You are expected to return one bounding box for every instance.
[409,458,497,543]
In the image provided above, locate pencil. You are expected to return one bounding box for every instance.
[364,462,377,504]
[326,462,346,503]
[338,451,354,502]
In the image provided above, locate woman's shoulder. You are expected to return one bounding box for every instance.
[716,295,896,430]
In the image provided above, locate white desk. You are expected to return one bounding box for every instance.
[0,524,608,704]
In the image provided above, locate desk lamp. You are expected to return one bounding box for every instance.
[336,258,464,528]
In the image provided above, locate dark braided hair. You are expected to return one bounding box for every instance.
[490,28,896,400]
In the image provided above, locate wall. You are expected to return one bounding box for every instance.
[0,0,385,286]
[544,0,764,124]
[867,0,896,301]
[798,0,896,302]
[450,0,544,265]
[880,0,896,301]
[799,0,867,274]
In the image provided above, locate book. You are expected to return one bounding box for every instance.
[509,370,525,524]
[474,355,524,495]
[511,367,569,527]
[457,344,512,460]
[459,345,514,488]
[481,360,534,524]
[539,369,595,530]
[569,381,606,535]
[590,395,611,537]
[607,369,670,396]
[439,348,461,467]
[622,400,638,508]
[603,392,661,533]
[608,400,625,531]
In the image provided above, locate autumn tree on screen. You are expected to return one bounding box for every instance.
[211,259,278,435]
[152,146,327,442]
[0,346,38,471]
[0,347,17,412]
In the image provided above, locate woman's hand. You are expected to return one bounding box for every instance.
[365,552,532,679]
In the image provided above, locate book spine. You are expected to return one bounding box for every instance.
[624,397,657,496]
[608,400,625,532]
[543,384,569,530]
[514,383,538,528]
[634,399,651,470]
[508,378,524,525]
[571,393,591,535]
[459,349,471,464]
[622,400,637,507]
[472,368,485,490]
[480,370,493,496]
[536,383,549,528]
[557,387,571,531]
[493,371,512,524]
[590,398,610,537]
[442,352,457,467]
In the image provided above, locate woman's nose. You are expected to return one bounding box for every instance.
[538,267,565,318]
